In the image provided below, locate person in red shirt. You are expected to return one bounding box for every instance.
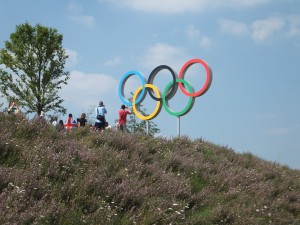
[118,104,131,131]
[65,113,76,130]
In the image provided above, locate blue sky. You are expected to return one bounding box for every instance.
[1,0,300,169]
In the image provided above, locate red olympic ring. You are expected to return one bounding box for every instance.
[178,58,212,97]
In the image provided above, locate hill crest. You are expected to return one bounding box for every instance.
[0,113,299,224]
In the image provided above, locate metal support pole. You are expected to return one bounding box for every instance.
[177,116,181,137]
[146,120,149,135]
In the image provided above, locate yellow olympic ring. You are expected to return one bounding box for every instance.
[132,84,161,120]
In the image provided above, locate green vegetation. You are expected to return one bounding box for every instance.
[0,23,69,115]
[0,113,299,224]
[126,92,160,136]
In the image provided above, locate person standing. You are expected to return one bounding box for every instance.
[39,111,47,123]
[77,113,87,127]
[7,101,17,114]
[58,120,65,132]
[118,104,131,131]
[95,101,107,131]
[65,113,76,130]
[52,116,58,126]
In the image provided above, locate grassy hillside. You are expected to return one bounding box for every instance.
[0,113,299,225]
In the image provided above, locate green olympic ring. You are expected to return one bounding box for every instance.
[162,79,195,117]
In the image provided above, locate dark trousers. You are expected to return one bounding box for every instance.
[95,122,105,130]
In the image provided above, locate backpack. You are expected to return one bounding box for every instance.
[96,107,105,122]
[97,114,105,122]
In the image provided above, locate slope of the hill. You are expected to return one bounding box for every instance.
[0,113,299,225]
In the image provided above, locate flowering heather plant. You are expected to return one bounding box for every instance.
[0,113,299,224]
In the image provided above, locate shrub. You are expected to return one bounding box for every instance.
[0,113,299,224]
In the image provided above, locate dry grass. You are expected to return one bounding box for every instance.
[0,113,299,224]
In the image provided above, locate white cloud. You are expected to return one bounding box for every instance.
[143,43,189,71]
[251,17,285,42]
[219,19,249,36]
[104,56,122,66]
[67,2,95,28]
[186,25,201,39]
[67,2,83,14]
[107,0,211,14]
[199,36,213,49]
[228,0,270,8]
[60,70,118,109]
[286,15,300,38]
[103,0,270,14]
[69,15,96,28]
[185,25,214,49]
[65,48,78,68]
[219,16,299,43]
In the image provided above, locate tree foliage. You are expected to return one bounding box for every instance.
[126,92,160,136]
[0,23,69,115]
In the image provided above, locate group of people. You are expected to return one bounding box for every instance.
[55,100,132,132]
[5,100,132,132]
[94,101,132,131]
[63,113,87,129]
[61,101,131,132]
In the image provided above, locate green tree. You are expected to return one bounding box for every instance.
[0,23,69,115]
[126,92,160,136]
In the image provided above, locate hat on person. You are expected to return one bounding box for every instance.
[99,101,104,106]
[121,104,126,109]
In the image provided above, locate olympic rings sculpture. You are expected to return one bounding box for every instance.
[118,58,212,120]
